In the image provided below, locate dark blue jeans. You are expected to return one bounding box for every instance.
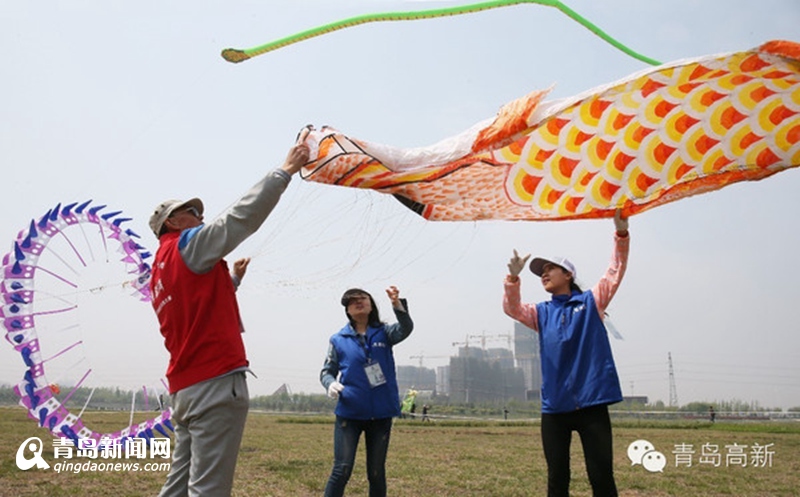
[324,416,393,497]
[541,404,618,497]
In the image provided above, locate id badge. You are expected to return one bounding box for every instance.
[364,361,386,388]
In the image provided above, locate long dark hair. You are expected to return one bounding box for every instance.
[341,288,382,328]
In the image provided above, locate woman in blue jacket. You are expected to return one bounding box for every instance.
[320,285,413,497]
[503,210,629,497]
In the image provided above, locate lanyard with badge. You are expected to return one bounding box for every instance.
[359,332,386,388]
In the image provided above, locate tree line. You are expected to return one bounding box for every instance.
[0,384,796,414]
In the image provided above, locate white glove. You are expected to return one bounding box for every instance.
[327,381,344,399]
[614,209,629,234]
[507,249,531,277]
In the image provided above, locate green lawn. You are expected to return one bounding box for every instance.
[1,407,799,496]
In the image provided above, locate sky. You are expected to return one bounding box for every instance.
[1,0,799,410]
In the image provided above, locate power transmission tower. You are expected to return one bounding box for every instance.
[668,352,678,408]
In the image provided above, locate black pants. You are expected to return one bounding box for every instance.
[540,404,618,497]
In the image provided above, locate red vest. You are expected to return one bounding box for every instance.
[151,232,247,393]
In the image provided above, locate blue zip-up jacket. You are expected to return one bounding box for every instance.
[320,301,413,420]
[534,290,622,413]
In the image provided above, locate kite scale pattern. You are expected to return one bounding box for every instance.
[300,40,800,221]
[1,201,174,446]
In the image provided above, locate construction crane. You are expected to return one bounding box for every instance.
[468,332,513,350]
[452,334,472,350]
[408,352,449,368]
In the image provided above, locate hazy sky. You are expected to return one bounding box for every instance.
[1,1,799,410]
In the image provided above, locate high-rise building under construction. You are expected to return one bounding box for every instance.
[513,321,542,401]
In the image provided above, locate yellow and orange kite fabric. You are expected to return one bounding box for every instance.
[300,40,800,221]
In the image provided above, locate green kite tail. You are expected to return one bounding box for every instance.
[220,0,662,66]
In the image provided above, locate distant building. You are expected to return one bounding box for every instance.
[484,347,515,369]
[397,324,541,404]
[436,365,450,396]
[396,365,436,395]
[448,345,526,404]
[513,322,541,401]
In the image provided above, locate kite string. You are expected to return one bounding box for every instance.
[61,368,92,406]
[77,386,97,419]
[129,390,136,430]
[222,0,662,66]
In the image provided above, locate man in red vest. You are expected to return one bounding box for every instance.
[148,129,310,497]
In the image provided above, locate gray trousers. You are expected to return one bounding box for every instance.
[159,371,249,497]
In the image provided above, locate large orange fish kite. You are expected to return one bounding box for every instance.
[299,40,800,221]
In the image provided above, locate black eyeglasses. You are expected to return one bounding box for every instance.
[344,294,369,306]
[170,206,200,218]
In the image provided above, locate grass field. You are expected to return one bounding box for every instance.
[1,407,799,496]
